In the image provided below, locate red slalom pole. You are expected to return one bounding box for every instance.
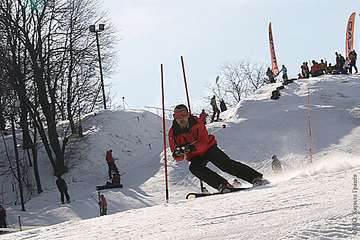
[161,64,170,203]
[180,56,204,191]
[307,89,313,165]
[18,216,22,231]
[180,56,192,114]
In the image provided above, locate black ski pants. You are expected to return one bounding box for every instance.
[189,144,262,190]
[107,162,119,179]
[60,190,70,203]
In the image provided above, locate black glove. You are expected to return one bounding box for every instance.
[180,143,196,154]
[173,145,184,158]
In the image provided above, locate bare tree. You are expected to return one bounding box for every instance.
[205,59,267,108]
[0,0,117,181]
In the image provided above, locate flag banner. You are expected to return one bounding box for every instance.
[269,22,279,75]
[346,12,356,57]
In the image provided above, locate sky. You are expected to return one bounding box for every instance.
[100,0,360,113]
[2,74,360,239]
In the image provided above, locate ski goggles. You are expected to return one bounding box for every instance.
[173,110,188,119]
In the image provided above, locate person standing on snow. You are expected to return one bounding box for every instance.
[99,194,107,216]
[106,150,120,179]
[56,177,71,204]
[278,65,288,81]
[168,104,269,193]
[266,67,276,83]
[199,109,207,125]
[0,205,6,231]
[349,50,358,74]
[210,96,220,123]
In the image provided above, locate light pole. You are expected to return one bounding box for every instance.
[89,24,106,110]
[11,100,25,211]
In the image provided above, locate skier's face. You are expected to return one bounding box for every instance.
[174,108,189,128]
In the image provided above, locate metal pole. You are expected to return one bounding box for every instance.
[307,89,313,165]
[95,32,106,110]
[161,64,169,203]
[180,56,191,114]
[11,114,25,211]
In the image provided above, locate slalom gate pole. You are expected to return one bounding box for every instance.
[180,56,204,191]
[161,64,170,203]
[307,89,313,165]
[180,56,192,114]
[18,216,22,231]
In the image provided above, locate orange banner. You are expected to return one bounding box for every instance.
[269,22,279,75]
[346,12,356,57]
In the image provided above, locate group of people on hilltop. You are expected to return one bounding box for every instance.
[298,50,358,79]
[266,50,358,82]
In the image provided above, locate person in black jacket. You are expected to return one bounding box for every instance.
[0,205,6,231]
[56,177,71,204]
[271,155,283,175]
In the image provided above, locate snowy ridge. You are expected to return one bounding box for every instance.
[2,75,360,239]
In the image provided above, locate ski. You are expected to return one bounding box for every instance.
[186,187,252,199]
[96,184,123,191]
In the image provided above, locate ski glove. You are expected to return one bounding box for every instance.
[180,143,196,153]
[173,145,184,158]
[173,144,197,158]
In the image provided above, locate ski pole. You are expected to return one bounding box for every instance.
[91,196,99,204]
[210,124,226,134]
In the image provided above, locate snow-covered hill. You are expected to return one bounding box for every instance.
[2,74,360,239]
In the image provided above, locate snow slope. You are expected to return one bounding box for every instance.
[1,74,360,239]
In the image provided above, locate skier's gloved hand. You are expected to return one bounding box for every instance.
[173,145,184,158]
[180,144,196,153]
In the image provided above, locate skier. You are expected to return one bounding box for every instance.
[99,194,107,216]
[56,177,71,204]
[266,67,276,83]
[210,96,220,123]
[271,155,283,175]
[106,150,120,179]
[278,64,288,81]
[349,50,358,74]
[0,205,6,231]
[168,104,269,192]
[199,109,207,125]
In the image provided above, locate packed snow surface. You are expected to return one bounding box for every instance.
[1,74,360,239]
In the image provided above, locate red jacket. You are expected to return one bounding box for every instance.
[168,115,217,161]
[0,206,6,218]
[106,151,114,163]
[199,112,207,123]
[100,198,107,209]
